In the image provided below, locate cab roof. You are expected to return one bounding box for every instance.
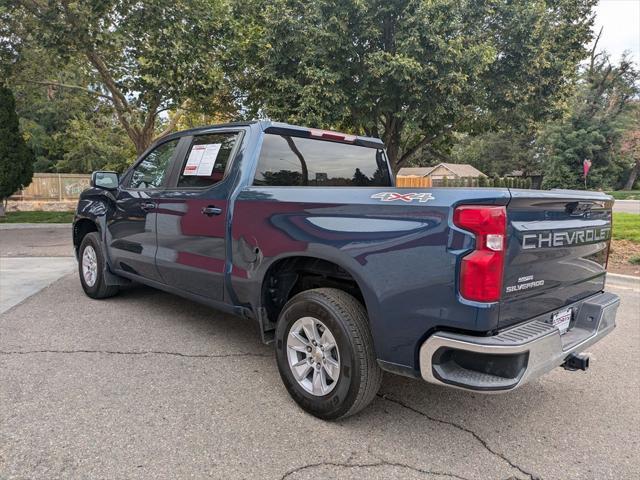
[161,121,385,149]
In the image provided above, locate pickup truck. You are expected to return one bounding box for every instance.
[74,121,620,420]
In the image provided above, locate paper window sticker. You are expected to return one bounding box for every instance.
[195,144,222,176]
[183,145,206,176]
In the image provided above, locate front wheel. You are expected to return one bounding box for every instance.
[78,232,119,299]
[275,288,382,420]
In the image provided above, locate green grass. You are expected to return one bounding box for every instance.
[606,190,640,200]
[613,212,640,243]
[0,210,74,223]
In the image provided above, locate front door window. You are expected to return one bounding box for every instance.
[128,139,179,189]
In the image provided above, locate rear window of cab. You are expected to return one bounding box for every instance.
[253,134,391,187]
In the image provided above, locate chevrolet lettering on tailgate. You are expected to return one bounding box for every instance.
[522,227,611,250]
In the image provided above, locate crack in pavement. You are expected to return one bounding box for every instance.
[279,459,473,480]
[0,349,271,359]
[379,393,540,480]
[280,445,474,480]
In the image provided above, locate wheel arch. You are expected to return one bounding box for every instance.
[73,217,100,255]
[258,253,376,338]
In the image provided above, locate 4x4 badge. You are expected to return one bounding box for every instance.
[371,192,434,203]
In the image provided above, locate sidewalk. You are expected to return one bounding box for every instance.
[0,257,77,313]
[1,223,77,314]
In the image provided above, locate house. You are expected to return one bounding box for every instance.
[397,163,486,186]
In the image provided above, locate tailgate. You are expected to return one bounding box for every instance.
[500,189,613,328]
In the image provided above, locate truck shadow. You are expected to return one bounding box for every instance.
[114,280,564,425]
[109,280,586,438]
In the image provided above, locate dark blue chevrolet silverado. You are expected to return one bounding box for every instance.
[74,121,620,419]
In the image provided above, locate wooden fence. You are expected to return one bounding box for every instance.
[397,175,535,189]
[396,176,433,188]
[10,173,91,201]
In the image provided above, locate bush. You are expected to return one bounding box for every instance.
[0,86,34,215]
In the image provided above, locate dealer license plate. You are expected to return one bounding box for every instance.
[550,308,572,334]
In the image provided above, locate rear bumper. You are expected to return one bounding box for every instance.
[419,291,619,392]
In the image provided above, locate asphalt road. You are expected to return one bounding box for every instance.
[0,224,72,257]
[1,227,639,480]
[613,200,640,214]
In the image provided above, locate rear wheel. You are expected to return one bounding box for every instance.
[275,288,382,420]
[78,232,119,299]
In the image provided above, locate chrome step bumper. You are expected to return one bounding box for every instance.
[419,292,620,392]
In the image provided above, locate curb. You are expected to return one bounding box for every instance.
[0,223,71,230]
[607,272,640,289]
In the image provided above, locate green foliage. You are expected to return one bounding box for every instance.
[619,103,640,189]
[12,46,97,171]
[6,0,628,191]
[541,53,639,190]
[612,213,640,244]
[15,0,233,154]
[56,116,135,173]
[232,0,595,171]
[9,43,135,173]
[629,255,640,266]
[0,210,74,223]
[0,85,34,203]
[607,190,640,200]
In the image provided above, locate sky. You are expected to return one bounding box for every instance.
[592,0,640,63]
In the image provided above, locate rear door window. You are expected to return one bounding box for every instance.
[176,132,240,188]
[253,134,391,187]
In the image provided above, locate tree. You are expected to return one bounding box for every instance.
[540,39,639,190]
[450,131,537,178]
[620,103,640,190]
[352,168,371,186]
[0,85,34,216]
[232,0,596,172]
[15,0,234,155]
[56,115,136,173]
[10,43,116,172]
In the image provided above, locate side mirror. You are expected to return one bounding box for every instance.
[91,171,119,190]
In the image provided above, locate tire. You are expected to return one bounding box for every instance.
[275,288,382,420]
[78,232,119,299]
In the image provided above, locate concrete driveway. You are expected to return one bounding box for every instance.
[0,224,76,313]
[1,225,639,479]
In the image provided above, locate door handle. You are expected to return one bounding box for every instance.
[201,206,222,216]
[140,201,156,211]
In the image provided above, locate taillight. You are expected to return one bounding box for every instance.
[453,205,507,302]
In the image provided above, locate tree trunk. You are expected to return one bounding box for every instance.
[0,199,6,218]
[384,127,402,175]
[386,142,400,175]
[284,136,309,185]
[624,160,640,190]
[132,136,149,156]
